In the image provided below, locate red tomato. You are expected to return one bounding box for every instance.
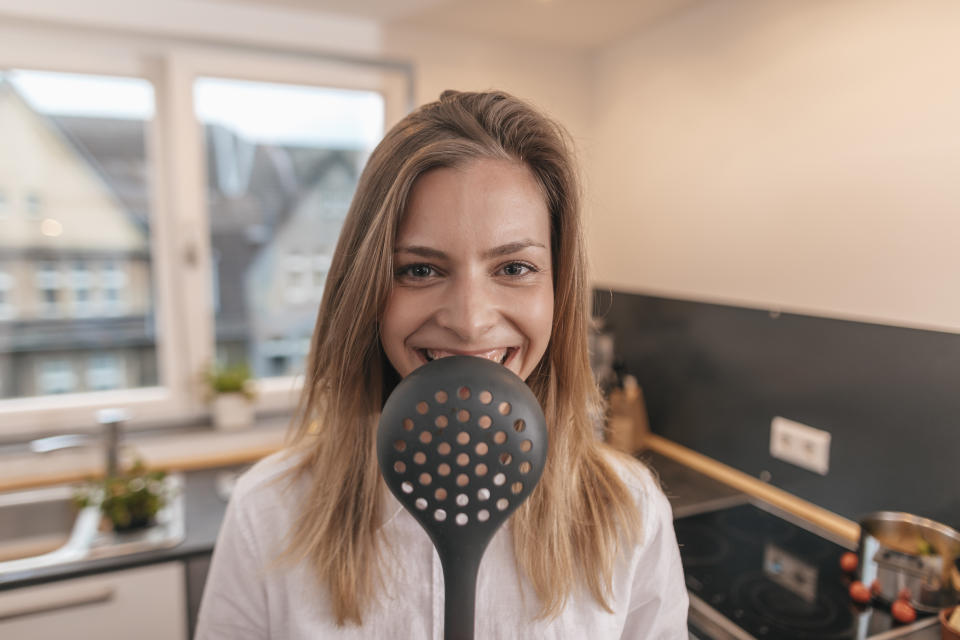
[891,599,917,624]
[840,552,859,573]
[849,581,872,604]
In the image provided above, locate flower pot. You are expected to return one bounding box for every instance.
[212,393,254,431]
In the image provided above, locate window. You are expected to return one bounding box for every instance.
[86,353,125,391]
[70,260,94,317]
[0,269,13,319]
[1,70,157,400]
[195,77,383,377]
[25,190,42,218]
[38,358,77,395]
[35,260,61,318]
[0,26,410,434]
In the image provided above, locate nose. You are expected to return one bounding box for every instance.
[435,272,498,342]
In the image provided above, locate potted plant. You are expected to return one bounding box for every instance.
[205,362,256,431]
[75,459,169,532]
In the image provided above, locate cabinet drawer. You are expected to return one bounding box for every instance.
[0,562,186,640]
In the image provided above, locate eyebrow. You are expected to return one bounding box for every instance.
[395,240,547,260]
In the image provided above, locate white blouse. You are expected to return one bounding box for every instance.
[195,450,689,639]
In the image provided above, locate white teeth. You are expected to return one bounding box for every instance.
[425,349,509,364]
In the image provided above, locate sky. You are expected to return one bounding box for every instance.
[6,69,384,149]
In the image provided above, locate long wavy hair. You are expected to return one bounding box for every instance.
[283,89,640,625]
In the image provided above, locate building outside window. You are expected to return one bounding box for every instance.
[196,77,383,376]
[0,70,157,402]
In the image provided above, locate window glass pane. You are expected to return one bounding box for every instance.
[0,70,158,399]
[195,77,384,379]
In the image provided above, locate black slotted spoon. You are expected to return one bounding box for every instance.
[377,355,548,640]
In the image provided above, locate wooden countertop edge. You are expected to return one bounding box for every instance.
[644,433,861,543]
[0,443,284,493]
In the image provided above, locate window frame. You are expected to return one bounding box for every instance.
[0,21,412,438]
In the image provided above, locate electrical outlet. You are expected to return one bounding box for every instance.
[769,416,831,475]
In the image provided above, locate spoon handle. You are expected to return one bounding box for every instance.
[438,543,484,640]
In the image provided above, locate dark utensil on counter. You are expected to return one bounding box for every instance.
[858,511,960,613]
[377,356,547,640]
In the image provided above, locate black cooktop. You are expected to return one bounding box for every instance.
[676,502,930,640]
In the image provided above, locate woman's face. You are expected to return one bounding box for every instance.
[381,157,554,381]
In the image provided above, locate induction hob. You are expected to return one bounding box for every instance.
[676,501,940,640]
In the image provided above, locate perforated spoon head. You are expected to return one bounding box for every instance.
[377,355,548,639]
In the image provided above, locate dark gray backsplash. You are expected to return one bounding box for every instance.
[594,289,960,528]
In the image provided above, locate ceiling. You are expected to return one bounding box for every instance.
[201,0,701,50]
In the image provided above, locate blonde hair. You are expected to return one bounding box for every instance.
[284,90,640,625]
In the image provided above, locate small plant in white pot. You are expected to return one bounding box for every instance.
[205,363,256,431]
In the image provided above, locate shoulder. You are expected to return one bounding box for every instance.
[228,448,309,525]
[600,448,674,545]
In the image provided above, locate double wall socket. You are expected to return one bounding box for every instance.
[769,416,831,475]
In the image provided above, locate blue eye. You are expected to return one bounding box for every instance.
[397,263,435,279]
[500,262,534,277]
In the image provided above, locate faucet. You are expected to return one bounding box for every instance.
[29,408,129,478]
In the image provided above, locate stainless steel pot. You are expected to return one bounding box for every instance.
[858,511,960,613]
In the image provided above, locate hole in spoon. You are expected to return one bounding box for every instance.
[477,488,490,501]
[393,439,406,452]
[456,431,470,445]
[401,482,413,494]
[496,498,509,511]
[520,440,532,453]
[413,452,426,465]
[435,488,447,501]
[475,442,488,455]
[477,509,490,522]
[435,415,448,428]
[458,386,471,400]
[437,442,451,455]
[455,513,468,526]
[437,463,451,476]
[435,390,448,403]
[457,409,470,422]
[479,390,493,404]
[415,498,428,510]
[403,418,414,431]
[416,401,429,415]
[393,461,406,473]
[434,509,447,522]
[498,402,511,415]
[514,419,525,433]
[493,473,506,486]
[478,415,492,429]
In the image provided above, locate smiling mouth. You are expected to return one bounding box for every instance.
[418,348,516,366]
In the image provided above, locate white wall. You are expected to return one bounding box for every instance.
[383,26,592,153]
[587,0,960,333]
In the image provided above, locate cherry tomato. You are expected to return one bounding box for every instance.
[849,581,872,604]
[891,599,917,624]
[840,552,859,573]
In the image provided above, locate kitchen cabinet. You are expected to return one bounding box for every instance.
[0,561,186,640]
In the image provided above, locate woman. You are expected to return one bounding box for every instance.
[196,90,688,639]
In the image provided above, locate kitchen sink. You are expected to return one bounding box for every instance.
[0,474,185,583]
